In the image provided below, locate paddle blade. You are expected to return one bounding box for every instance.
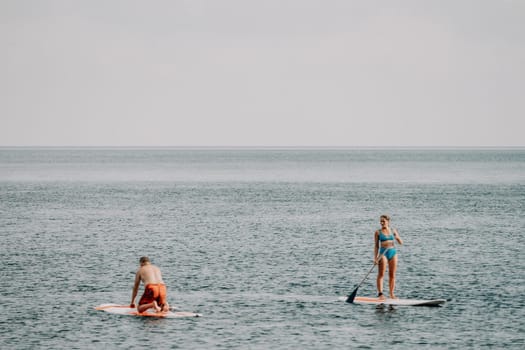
[346,287,358,303]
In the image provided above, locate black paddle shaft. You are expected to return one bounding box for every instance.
[346,263,376,303]
[346,249,388,303]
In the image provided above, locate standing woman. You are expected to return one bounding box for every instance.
[375,215,403,299]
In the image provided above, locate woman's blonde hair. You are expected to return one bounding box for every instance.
[380,214,391,222]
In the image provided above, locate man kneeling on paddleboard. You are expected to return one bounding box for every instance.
[130,256,170,313]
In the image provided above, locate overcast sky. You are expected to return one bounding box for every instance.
[1,0,524,147]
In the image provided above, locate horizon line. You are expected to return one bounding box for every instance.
[0,145,524,150]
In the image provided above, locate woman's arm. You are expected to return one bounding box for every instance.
[394,229,403,245]
[374,230,379,263]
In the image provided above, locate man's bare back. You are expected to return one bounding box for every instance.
[136,263,164,285]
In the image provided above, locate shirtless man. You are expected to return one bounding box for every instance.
[130,256,170,313]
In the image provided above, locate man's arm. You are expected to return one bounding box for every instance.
[130,271,141,307]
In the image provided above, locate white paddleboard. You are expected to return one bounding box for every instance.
[95,304,201,318]
[340,296,446,306]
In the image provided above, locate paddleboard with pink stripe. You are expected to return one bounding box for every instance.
[340,296,446,306]
[95,304,202,318]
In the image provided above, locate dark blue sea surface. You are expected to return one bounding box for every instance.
[0,148,524,349]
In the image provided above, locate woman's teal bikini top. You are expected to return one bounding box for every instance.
[378,230,394,242]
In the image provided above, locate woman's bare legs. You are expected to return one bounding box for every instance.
[376,256,387,299]
[388,255,398,299]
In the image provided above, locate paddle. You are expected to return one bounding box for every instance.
[346,250,386,303]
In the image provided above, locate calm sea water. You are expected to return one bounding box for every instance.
[0,148,524,349]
